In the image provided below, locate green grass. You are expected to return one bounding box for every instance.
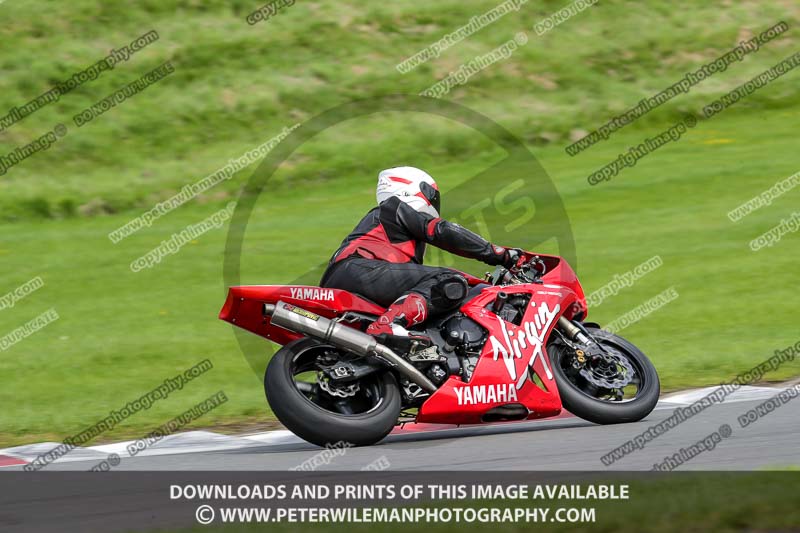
[1,0,800,447]
[1,0,799,220]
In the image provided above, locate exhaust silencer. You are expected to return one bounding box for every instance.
[266,301,437,394]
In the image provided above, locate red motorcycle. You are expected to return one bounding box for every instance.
[219,251,660,446]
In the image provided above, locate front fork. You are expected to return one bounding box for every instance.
[557,316,615,367]
[557,316,593,345]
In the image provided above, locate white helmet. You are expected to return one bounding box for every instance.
[376,166,441,217]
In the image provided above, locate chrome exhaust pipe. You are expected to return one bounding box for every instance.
[266,301,437,394]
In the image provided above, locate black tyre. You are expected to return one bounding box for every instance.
[548,325,660,424]
[265,337,401,447]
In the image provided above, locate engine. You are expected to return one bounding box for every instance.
[440,315,487,382]
[439,294,531,382]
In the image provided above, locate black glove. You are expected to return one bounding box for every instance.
[502,248,524,269]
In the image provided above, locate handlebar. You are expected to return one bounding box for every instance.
[487,255,547,286]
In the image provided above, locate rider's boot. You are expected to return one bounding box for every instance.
[366,293,432,352]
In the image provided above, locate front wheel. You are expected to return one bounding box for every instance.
[548,325,660,424]
[265,337,401,447]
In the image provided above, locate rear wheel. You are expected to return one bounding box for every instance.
[265,337,401,447]
[548,325,659,424]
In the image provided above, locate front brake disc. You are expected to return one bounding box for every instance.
[578,346,635,389]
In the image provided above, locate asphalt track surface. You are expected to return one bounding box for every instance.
[8,392,798,471]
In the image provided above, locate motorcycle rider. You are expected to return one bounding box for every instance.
[320,166,520,344]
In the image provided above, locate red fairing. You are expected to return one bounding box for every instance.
[219,285,384,345]
[417,283,579,424]
[532,252,587,320]
[414,252,585,424]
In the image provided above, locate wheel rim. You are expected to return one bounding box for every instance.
[289,343,386,416]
